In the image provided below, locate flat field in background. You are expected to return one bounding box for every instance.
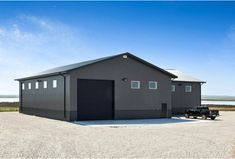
[0,102,19,112]
[202,95,235,101]
[208,105,235,111]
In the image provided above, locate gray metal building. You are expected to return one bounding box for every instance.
[166,69,206,115]
[16,53,177,121]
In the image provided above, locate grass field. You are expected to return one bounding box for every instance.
[0,102,19,112]
[202,95,235,101]
[0,102,235,112]
[206,105,235,111]
[205,104,235,111]
[0,107,19,112]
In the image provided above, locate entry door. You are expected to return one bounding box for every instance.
[161,103,168,117]
[77,79,114,120]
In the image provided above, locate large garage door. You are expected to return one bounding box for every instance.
[77,79,114,120]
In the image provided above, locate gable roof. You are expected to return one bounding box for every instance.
[16,52,177,81]
[166,69,206,83]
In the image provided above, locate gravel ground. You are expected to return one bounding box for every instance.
[0,112,235,158]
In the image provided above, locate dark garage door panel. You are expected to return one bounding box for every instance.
[77,79,114,120]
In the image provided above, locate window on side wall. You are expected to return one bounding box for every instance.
[185,85,192,92]
[22,83,25,90]
[53,80,57,88]
[149,81,158,89]
[43,81,47,89]
[172,85,175,92]
[131,81,140,89]
[35,82,39,89]
[28,83,31,90]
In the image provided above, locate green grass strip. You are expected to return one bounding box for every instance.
[0,107,19,112]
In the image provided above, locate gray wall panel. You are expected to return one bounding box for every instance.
[21,75,69,120]
[69,55,172,120]
[115,109,171,119]
[22,107,69,121]
[171,81,201,114]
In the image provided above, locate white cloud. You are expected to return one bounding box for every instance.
[0,15,86,95]
[20,15,54,31]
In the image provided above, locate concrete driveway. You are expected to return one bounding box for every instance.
[74,116,211,127]
[0,112,235,158]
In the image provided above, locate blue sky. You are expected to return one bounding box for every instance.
[0,2,235,95]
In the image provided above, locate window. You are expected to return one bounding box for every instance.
[35,82,39,89]
[149,81,158,89]
[43,81,47,88]
[22,83,25,90]
[53,80,57,88]
[185,85,192,92]
[28,83,31,90]
[172,85,175,92]
[131,81,140,89]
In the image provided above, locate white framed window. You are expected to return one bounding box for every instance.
[35,82,39,89]
[43,81,47,88]
[172,85,175,92]
[185,85,192,92]
[28,83,31,90]
[149,81,158,89]
[131,81,140,89]
[22,83,25,90]
[53,80,57,88]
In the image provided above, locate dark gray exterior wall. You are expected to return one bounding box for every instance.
[20,75,71,121]
[171,81,201,114]
[69,56,172,121]
[19,81,22,113]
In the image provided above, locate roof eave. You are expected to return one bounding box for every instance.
[15,53,126,81]
[125,53,178,78]
[15,52,178,81]
[15,71,68,81]
[172,80,206,83]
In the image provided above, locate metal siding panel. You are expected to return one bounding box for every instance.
[172,81,201,114]
[70,56,172,119]
[19,82,22,112]
[21,75,66,120]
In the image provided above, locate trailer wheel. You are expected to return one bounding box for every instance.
[202,114,207,120]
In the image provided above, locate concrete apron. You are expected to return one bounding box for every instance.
[73,117,213,127]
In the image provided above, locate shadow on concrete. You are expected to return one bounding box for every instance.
[73,117,199,127]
